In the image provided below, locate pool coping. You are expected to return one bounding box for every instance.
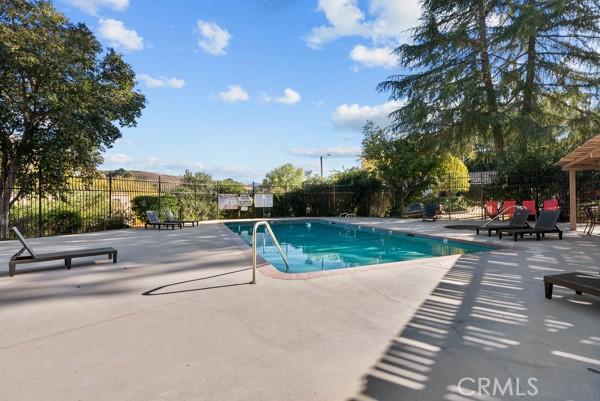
[221,217,509,280]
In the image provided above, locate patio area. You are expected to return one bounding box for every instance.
[0,218,598,401]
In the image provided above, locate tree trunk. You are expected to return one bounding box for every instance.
[0,170,15,239]
[476,1,504,157]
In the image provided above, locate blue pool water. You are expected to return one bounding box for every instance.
[225,220,494,274]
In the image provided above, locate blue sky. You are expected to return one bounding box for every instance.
[56,0,420,182]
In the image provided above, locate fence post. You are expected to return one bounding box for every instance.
[446,174,454,220]
[480,170,484,220]
[158,176,162,212]
[108,173,113,220]
[215,180,219,220]
[194,182,198,221]
[38,172,42,237]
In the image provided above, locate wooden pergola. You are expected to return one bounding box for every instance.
[557,135,600,230]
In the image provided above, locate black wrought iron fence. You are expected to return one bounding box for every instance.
[1,171,594,239]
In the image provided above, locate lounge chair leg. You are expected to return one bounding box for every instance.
[476,228,479,235]
[513,233,518,241]
[559,232,563,240]
[499,232,502,239]
[65,257,72,269]
[545,283,553,299]
[9,262,15,277]
[575,290,582,295]
[536,233,540,241]
[113,252,117,263]
[488,229,491,237]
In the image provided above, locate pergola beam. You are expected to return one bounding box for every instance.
[562,152,600,169]
[557,135,600,232]
[569,169,577,230]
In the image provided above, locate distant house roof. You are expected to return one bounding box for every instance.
[469,170,497,185]
[557,135,600,170]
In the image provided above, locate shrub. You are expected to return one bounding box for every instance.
[131,195,178,222]
[42,210,83,235]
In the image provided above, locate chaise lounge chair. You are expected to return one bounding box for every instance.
[165,208,198,227]
[446,207,530,236]
[403,203,423,218]
[145,211,182,230]
[8,227,117,277]
[498,209,563,241]
[422,204,438,222]
[543,272,600,300]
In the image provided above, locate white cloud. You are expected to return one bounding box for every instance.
[306,0,420,48]
[350,45,396,68]
[306,0,368,49]
[288,146,361,157]
[65,0,129,15]
[368,0,421,41]
[98,18,144,51]
[104,153,132,164]
[261,88,302,105]
[217,85,250,103]
[197,20,232,56]
[331,100,401,130]
[138,74,185,89]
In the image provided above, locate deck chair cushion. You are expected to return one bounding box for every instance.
[146,211,160,224]
[534,210,561,230]
[507,208,530,227]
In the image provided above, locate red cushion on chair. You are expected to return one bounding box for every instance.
[543,199,559,210]
[522,200,537,216]
[485,200,498,218]
[502,200,516,217]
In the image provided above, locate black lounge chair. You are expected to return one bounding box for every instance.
[498,209,563,241]
[446,207,530,236]
[404,203,423,218]
[422,204,437,222]
[8,227,117,277]
[165,208,198,227]
[145,211,182,230]
[544,272,600,300]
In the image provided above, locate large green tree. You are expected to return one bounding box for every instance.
[262,163,304,192]
[361,122,444,207]
[379,0,600,163]
[0,0,145,237]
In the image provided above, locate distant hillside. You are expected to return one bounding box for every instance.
[102,170,183,183]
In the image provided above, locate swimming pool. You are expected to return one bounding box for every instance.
[225,220,495,274]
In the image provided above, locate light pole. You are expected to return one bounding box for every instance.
[320,153,332,178]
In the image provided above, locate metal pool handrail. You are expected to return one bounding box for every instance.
[483,205,523,227]
[252,221,290,283]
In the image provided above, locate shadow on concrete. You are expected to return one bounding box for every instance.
[142,267,252,295]
[349,237,600,401]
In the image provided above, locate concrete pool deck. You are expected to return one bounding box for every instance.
[0,218,598,401]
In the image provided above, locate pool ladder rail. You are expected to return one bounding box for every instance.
[251,221,290,283]
[483,205,524,226]
[339,212,357,218]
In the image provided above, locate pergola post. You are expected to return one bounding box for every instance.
[569,169,577,231]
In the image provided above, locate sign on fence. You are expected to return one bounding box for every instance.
[238,195,253,207]
[254,193,273,208]
[218,194,239,210]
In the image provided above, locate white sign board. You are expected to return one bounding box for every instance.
[238,195,253,207]
[254,193,273,208]
[218,194,239,210]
